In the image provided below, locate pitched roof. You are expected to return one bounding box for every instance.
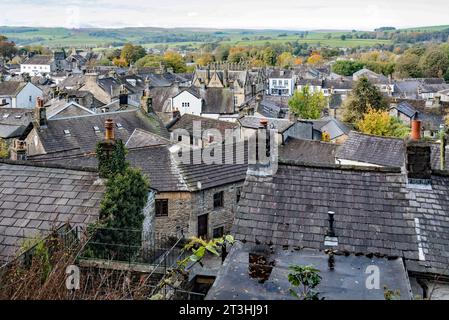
[337,131,449,170]
[125,128,171,149]
[200,87,235,114]
[0,160,104,264]
[238,116,293,133]
[395,102,418,118]
[280,138,339,164]
[22,55,53,65]
[233,160,449,276]
[30,141,248,193]
[310,117,351,140]
[336,131,405,167]
[0,81,26,97]
[169,114,238,138]
[34,109,169,156]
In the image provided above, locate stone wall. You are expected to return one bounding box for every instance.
[189,182,244,239]
[153,191,192,237]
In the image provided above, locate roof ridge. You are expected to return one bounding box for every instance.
[278,158,402,173]
[0,159,98,173]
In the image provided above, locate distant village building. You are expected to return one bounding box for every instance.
[0,81,43,109]
[20,55,55,76]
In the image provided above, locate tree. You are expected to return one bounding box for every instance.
[163,51,187,73]
[120,43,146,66]
[277,52,295,68]
[288,85,327,119]
[288,265,322,300]
[357,108,410,138]
[307,53,323,65]
[262,47,276,66]
[0,35,17,61]
[0,138,8,158]
[396,52,422,78]
[195,53,214,66]
[135,54,163,68]
[332,60,364,76]
[419,46,449,78]
[342,77,389,123]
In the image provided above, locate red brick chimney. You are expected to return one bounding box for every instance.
[410,119,421,141]
[10,139,27,161]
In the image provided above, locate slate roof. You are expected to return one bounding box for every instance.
[233,160,449,276]
[0,108,33,139]
[323,78,353,90]
[257,100,287,119]
[169,114,238,138]
[267,69,293,79]
[0,160,104,264]
[125,128,171,149]
[207,244,411,300]
[31,141,248,193]
[22,55,53,65]
[238,116,294,133]
[336,131,405,167]
[149,85,182,113]
[280,138,339,164]
[33,109,169,156]
[310,117,351,140]
[395,102,418,118]
[200,87,235,114]
[337,131,449,170]
[0,81,26,97]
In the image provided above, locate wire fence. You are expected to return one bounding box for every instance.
[79,227,183,266]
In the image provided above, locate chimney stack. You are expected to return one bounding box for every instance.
[10,139,27,161]
[35,97,47,128]
[119,85,128,108]
[140,89,153,114]
[97,119,117,178]
[172,108,181,120]
[406,120,432,184]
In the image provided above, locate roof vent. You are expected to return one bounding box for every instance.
[324,211,338,247]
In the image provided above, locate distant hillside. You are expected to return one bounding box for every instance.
[1,24,448,50]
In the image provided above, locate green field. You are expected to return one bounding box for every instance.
[1,24,448,50]
[0,26,395,49]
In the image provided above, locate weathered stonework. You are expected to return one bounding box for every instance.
[153,182,243,239]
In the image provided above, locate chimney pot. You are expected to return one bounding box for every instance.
[411,119,422,141]
[260,118,268,128]
[104,119,115,141]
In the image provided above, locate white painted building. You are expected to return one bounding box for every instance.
[20,55,55,76]
[0,81,43,109]
[267,70,295,96]
[170,89,202,116]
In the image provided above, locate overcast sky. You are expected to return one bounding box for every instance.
[0,0,448,30]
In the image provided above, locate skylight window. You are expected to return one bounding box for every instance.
[116,123,123,129]
[2,114,9,119]
[64,129,71,135]
[93,126,100,132]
